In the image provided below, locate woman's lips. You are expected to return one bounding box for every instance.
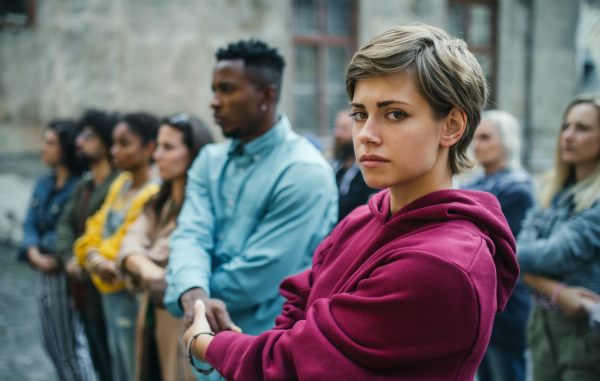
[360,154,390,168]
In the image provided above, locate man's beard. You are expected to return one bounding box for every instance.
[334,140,355,162]
[81,150,104,167]
[222,128,242,140]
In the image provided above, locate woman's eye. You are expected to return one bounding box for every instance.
[350,112,367,121]
[577,124,589,131]
[387,111,405,120]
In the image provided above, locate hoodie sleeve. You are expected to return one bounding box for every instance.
[205,252,479,380]
[517,204,600,276]
[273,218,345,330]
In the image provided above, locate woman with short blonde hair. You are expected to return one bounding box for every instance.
[183,25,519,380]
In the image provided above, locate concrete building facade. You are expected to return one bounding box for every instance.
[0,0,587,170]
[0,0,590,245]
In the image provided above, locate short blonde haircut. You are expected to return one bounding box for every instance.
[346,25,488,174]
[541,94,600,212]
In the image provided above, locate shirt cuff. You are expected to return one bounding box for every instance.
[164,273,211,317]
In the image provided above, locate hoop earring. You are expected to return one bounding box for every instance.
[260,104,267,111]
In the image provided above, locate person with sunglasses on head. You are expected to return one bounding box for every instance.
[74,113,161,381]
[164,39,338,378]
[182,25,519,381]
[55,109,121,381]
[19,120,91,381]
[115,114,214,381]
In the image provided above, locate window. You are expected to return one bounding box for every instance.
[449,0,498,104]
[293,0,357,135]
[0,0,35,28]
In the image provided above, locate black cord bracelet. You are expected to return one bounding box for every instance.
[187,331,216,375]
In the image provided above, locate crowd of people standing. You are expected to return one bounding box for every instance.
[18,25,600,381]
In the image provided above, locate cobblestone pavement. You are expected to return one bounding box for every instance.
[0,244,57,381]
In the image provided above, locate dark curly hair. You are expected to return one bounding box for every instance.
[78,109,120,152]
[120,112,160,145]
[47,119,86,175]
[216,39,286,101]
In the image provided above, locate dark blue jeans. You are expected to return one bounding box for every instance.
[477,343,526,381]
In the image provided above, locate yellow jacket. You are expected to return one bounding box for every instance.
[74,172,160,294]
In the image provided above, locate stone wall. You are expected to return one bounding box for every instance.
[0,0,295,153]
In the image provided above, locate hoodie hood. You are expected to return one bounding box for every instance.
[369,189,519,313]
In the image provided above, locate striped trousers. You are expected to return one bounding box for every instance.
[36,272,96,381]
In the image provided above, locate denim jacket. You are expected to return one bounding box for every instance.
[517,184,600,294]
[19,173,80,260]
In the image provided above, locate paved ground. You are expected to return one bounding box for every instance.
[0,243,58,381]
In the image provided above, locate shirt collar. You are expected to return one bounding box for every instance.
[227,114,290,160]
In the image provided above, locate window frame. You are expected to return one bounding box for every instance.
[448,0,498,106]
[293,0,358,135]
[0,0,36,29]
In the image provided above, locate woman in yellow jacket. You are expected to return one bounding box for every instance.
[75,113,160,381]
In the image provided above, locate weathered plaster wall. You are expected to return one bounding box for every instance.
[357,0,446,45]
[0,0,294,154]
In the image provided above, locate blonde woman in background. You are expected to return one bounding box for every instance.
[517,94,600,380]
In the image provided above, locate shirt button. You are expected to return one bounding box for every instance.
[254,155,260,161]
[227,199,234,206]
[238,168,245,174]
[218,234,225,240]
[51,205,60,214]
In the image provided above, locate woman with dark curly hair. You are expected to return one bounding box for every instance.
[20,120,93,380]
[116,113,213,381]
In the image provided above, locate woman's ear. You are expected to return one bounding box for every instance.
[440,107,467,148]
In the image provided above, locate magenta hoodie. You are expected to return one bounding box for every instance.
[205,189,519,380]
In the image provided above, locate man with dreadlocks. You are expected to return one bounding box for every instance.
[164,40,338,370]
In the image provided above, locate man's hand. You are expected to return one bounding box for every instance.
[556,286,600,318]
[180,287,236,333]
[147,278,168,309]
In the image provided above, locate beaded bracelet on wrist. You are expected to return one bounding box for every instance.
[187,331,215,375]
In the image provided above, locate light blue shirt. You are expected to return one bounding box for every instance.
[165,115,338,335]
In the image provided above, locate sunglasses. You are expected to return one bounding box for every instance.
[78,129,96,141]
[166,113,191,129]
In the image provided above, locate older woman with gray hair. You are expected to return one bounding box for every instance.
[462,110,535,381]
